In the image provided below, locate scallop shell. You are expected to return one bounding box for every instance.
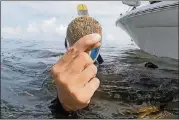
[66,16,102,46]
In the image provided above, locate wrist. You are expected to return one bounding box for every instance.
[57,94,76,112]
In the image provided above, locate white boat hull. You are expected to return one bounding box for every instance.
[116,1,178,59]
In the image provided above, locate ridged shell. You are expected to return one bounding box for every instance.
[66,16,102,46]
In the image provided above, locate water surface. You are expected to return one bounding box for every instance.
[1,39,178,118]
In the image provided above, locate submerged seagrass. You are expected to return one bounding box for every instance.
[66,16,102,46]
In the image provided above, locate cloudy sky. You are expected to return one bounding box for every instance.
[1,1,148,43]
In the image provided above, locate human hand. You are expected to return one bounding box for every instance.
[51,33,101,111]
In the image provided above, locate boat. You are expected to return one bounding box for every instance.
[116,1,178,59]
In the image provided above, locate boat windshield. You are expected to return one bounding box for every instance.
[149,1,161,4]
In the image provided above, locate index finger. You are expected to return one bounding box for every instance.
[52,33,101,73]
[73,33,101,53]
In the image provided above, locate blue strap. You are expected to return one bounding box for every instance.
[90,48,99,60]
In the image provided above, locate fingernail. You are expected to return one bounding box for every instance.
[91,33,101,41]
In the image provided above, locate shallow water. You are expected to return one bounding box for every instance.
[1,39,178,119]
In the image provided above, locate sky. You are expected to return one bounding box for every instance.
[1,1,149,43]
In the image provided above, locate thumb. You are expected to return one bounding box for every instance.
[72,33,101,53]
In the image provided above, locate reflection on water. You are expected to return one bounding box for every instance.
[1,39,178,119]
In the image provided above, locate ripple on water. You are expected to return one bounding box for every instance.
[15,48,64,58]
[1,39,178,119]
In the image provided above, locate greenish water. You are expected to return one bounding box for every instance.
[1,39,178,119]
